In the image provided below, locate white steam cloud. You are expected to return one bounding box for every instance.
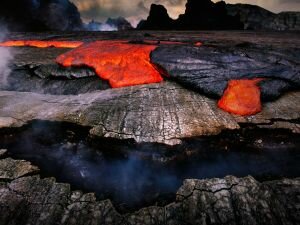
[0,27,14,86]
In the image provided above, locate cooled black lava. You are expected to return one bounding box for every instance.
[0,120,299,212]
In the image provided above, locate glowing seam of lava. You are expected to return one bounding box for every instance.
[218,78,265,116]
[56,40,164,88]
[0,40,83,48]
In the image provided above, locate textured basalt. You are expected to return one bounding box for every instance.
[0,154,299,225]
[151,45,300,101]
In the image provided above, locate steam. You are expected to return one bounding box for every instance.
[0,27,14,86]
[85,22,118,31]
[2,120,299,211]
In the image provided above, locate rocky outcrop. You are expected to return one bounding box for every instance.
[0,154,299,225]
[138,0,243,30]
[0,0,83,31]
[227,4,300,30]
[138,1,300,31]
[176,0,243,30]
[137,4,175,30]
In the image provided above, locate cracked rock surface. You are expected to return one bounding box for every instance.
[0,155,299,225]
[0,82,299,144]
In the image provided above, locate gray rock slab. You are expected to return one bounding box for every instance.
[0,82,299,145]
[0,157,299,225]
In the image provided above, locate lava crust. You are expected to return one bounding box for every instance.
[151,45,300,101]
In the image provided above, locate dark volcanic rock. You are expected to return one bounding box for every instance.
[151,45,300,101]
[137,4,175,30]
[176,0,243,30]
[0,156,299,225]
[0,0,83,31]
[34,64,96,79]
[138,0,243,30]
[0,64,109,95]
[227,4,300,31]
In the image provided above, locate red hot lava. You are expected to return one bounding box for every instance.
[56,41,164,88]
[0,40,83,48]
[218,78,264,116]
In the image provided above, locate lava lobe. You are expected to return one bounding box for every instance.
[56,41,163,88]
[218,79,264,116]
[0,40,83,48]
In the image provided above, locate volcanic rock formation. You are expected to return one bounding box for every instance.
[0,31,299,143]
[0,152,299,225]
[137,4,175,30]
[151,45,300,102]
[0,0,83,31]
[227,4,300,30]
[138,0,243,30]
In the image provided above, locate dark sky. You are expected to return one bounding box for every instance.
[71,0,300,26]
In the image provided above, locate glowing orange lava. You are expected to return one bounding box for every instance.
[56,41,163,88]
[218,79,264,116]
[0,40,83,48]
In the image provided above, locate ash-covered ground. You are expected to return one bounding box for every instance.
[0,31,299,225]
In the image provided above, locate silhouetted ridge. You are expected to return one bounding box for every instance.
[138,0,243,30]
[137,4,175,30]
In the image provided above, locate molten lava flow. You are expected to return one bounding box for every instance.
[0,40,83,48]
[218,79,264,116]
[56,41,163,88]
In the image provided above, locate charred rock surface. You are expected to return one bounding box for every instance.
[0,47,109,95]
[1,68,108,95]
[0,154,299,225]
[151,45,300,101]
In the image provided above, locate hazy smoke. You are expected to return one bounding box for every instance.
[85,21,118,31]
[0,27,13,86]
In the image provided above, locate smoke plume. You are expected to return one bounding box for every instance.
[0,27,13,86]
